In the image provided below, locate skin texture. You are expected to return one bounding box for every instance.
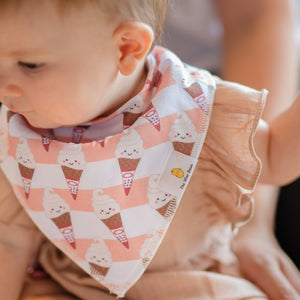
[216,0,300,299]
[0,0,300,299]
[0,1,152,128]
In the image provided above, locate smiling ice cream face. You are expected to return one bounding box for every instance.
[147,175,173,209]
[124,96,145,114]
[57,144,86,170]
[148,191,174,210]
[92,189,120,220]
[115,129,144,160]
[85,239,112,268]
[43,187,70,218]
[43,187,76,248]
[16,138,36,168]
[169,112,197,144]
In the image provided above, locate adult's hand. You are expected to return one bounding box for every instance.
[233,222,300,300]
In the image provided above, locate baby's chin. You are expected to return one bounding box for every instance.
[21,112,60,129]
[22,112,83,129]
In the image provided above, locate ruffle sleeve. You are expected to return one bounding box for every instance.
[199,76,267,228]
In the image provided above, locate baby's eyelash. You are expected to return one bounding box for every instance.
[18,61,43,69]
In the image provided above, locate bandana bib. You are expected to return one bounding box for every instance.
[0,47,215,297]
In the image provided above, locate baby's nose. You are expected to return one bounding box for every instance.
[0,75,23,99]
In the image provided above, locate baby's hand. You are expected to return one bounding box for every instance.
[232,227,300,300]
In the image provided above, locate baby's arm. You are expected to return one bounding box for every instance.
[0,168,42,300]
[255,92,300,185]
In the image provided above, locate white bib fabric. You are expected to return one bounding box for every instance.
[0,47,216,297]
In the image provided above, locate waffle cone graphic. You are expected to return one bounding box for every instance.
[123,112,141,129]
[18,163,35,198]
[61,166,83,200]
[184,82,206,109]
[51,212,76,248]
[72,126,89,143]
[156,198,177,218]
[143,103,160,131]
[89,262,109,278]
[118,158,140,196]
[102,213,129,248]
[98,139,105,147]
[172,141,194,156]
[41,135,50,152]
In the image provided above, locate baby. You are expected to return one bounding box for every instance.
[0,0,300,299]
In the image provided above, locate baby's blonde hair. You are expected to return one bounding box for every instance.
[0,0,169,46]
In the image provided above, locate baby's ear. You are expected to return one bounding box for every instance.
[113,22,154,76]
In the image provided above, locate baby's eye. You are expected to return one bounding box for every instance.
[18,61,44,70]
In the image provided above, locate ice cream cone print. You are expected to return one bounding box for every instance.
[123,112,141,129]
[122,96,145,129]
[118,158,140,196]
[86,239,112,280]
[142,103,160,131]
[115,129,144,196]
[18,163,35,198]
[58,144,86,200]
[156,198,177,218]
[61,166,83,200]
[147,175,177,219]
[169,112,197,156]
[89,262,110,277]
[184,82,206,110]
[16,138,36,198]
[172,141,194,156]
[41,135,50,152]
[51,212,76,248]
[102,213,129,248]
[43,187,76,248]
[72,125,90,143]
[92,189,129,248]
[97,139,105,147]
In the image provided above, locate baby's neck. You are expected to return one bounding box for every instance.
[101,59,148,117]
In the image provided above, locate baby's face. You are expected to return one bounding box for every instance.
[0,1,120,128]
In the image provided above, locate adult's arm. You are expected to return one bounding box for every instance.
[216,0,300,299]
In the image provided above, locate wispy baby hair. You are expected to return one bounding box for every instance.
[0,0,169,46]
